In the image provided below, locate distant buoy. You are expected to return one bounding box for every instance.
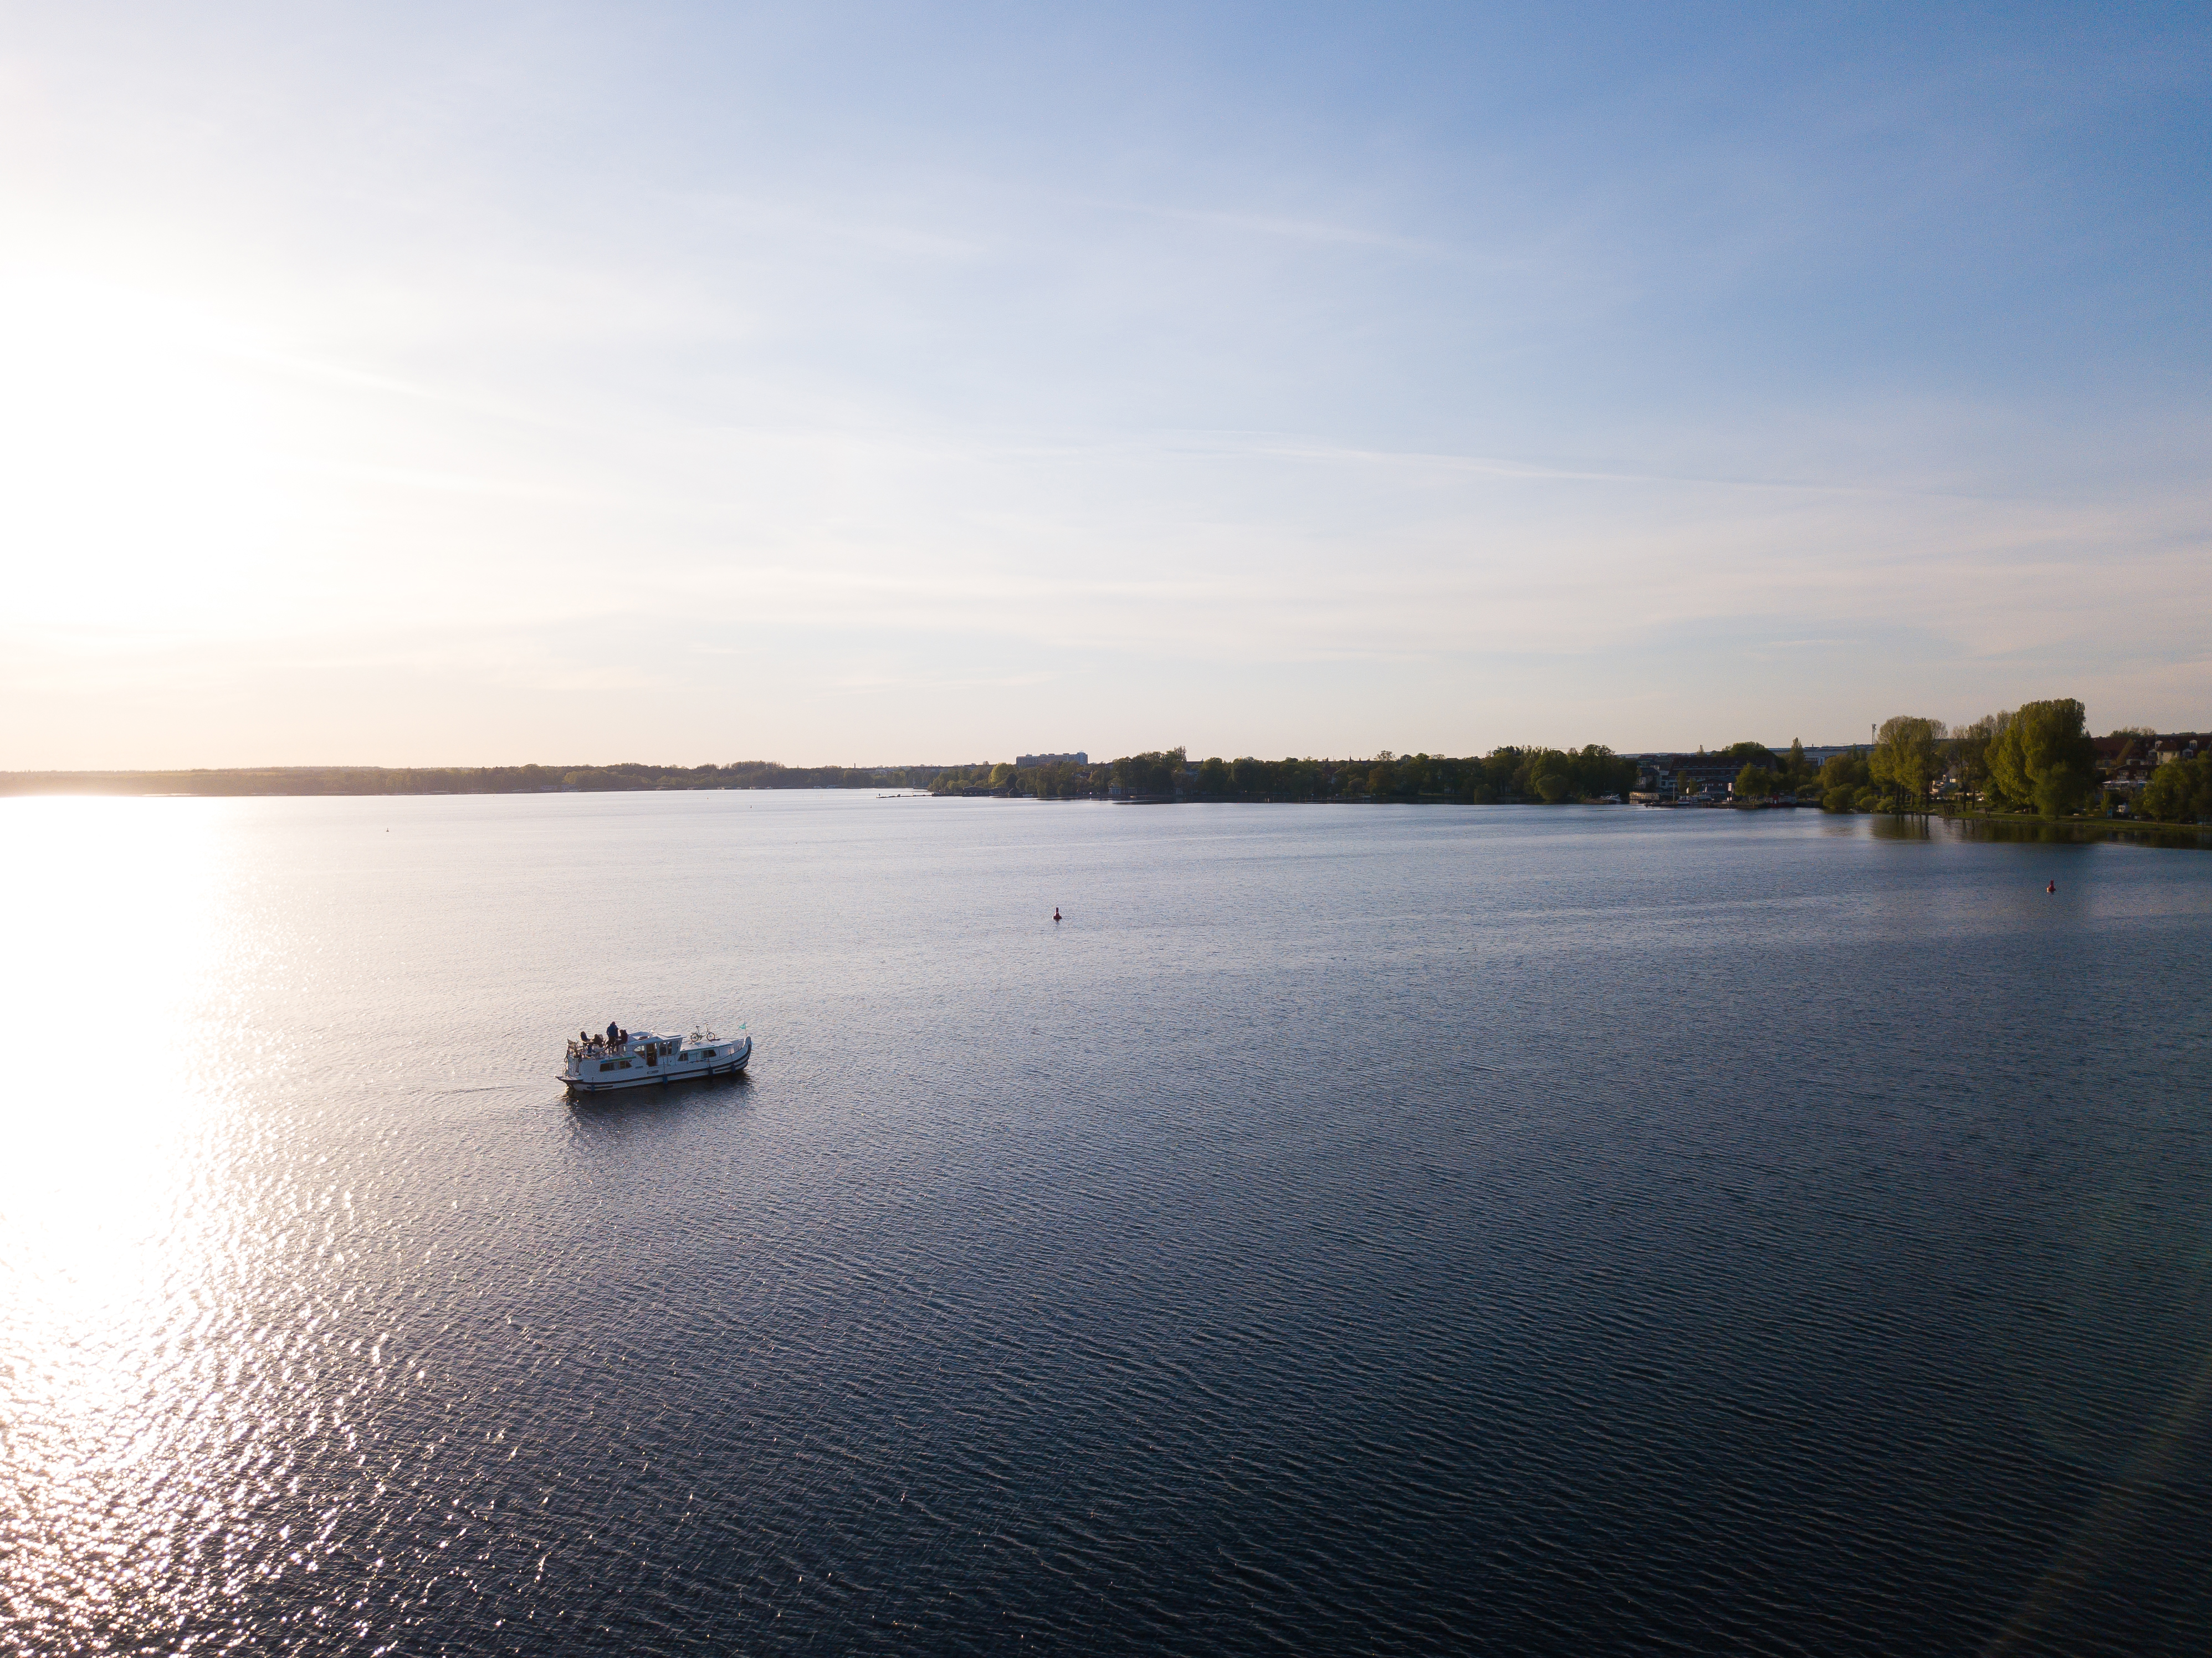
[2046,881,2056,894]
[1052,908,1062,923]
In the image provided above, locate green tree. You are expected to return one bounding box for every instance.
[1735,763,1776,801]
[1986,699,2097,815]
[1194,756,1230,797]
[2140,755,2212,822]
[1869,716,1946,806]
[1718,740,1780,771]
[1567,744,1636,800]
[1113,748,1186,797]
[1949,712,2009,797]
[1819,750,1871,812]
[1523,749,1579,802]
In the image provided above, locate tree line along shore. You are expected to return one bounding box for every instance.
[5,699,2205,823]
[1805,700,2209,824]
[926,703,2209,826]
[926,745,1641,805]
[0,748,1640,806]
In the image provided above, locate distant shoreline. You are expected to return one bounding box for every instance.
[0,763,946,799]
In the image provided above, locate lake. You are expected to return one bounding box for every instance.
[4,792,2210,1655]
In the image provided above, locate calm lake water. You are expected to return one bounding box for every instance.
[4,792,2210,1655]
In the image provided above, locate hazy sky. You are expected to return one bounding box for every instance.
[3,3,2207,767]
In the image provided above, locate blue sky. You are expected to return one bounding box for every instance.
[2,2,2206,765]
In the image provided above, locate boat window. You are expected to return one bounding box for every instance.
[618,1059,632,1068]
[599,1061,614,1072]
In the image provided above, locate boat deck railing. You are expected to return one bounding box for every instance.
[564,1032,729,1062]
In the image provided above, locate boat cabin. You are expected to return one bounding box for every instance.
[560,1026,752,1092]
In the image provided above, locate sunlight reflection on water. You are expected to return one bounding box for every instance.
[3,800,245,1635]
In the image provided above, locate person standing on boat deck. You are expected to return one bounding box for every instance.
[606,1020,619,1045]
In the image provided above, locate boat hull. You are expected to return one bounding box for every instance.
[561,1035,751,1093]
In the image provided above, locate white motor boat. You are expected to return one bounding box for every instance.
[561,1026,752,1093]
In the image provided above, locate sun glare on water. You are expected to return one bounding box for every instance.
[0,799,268,1637]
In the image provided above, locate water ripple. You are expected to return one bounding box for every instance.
[2,795,2210,1653]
